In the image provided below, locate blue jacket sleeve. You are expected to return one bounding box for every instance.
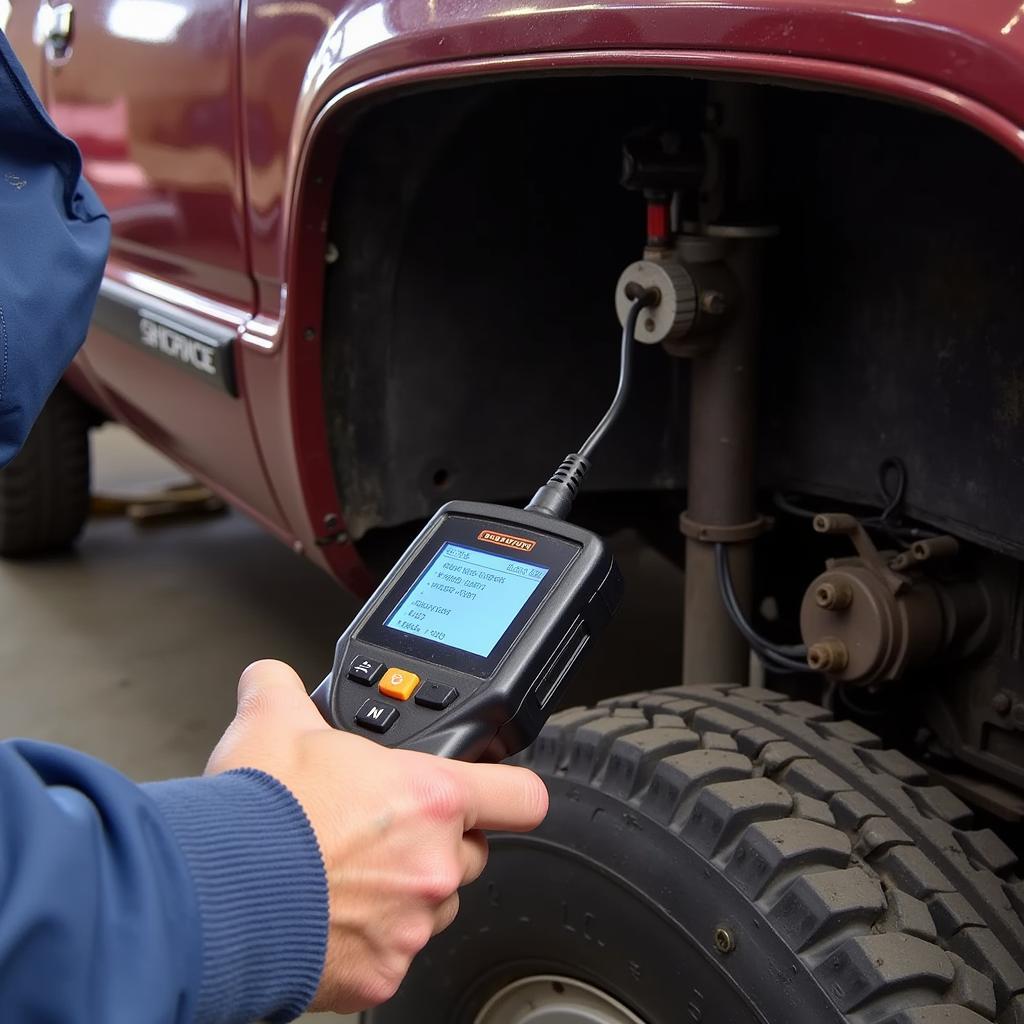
[0,740,327,1024]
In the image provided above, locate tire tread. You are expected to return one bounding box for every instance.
[523,683,1024,1023]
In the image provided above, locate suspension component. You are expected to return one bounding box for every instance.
[800,513,995,686]
[616,88,773,685]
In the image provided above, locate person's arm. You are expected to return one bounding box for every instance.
[0,739,326,1024]
[0,661,547,1023]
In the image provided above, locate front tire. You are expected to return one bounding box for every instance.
[368,685,1024,1024]
[0,383,91,557]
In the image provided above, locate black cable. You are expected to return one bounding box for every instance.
[715,544,807,657]
[526,291,657,519]
[579,292,656,460]
[877,456,907,522]
[774,456,936,546]
[714,543,816,674]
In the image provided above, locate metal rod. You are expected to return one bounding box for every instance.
[682,239,761,684]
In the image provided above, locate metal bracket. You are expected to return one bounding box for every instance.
[679,511,772,544]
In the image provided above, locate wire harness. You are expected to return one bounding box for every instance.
[714,542,815,674]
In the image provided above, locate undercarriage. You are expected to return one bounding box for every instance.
[320,72,1024,1023]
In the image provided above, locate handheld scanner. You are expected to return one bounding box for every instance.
[311,500,621,761]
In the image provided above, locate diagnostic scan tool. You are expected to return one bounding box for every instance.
[312,290,657,760]
[313,502,619,760]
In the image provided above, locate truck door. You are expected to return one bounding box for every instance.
[33,0,288,533]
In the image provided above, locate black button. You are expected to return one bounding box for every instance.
[355,699,399,734]
[414,682,458,710]
[347,656,385,686]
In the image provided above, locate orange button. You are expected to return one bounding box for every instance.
[379,667,421,701]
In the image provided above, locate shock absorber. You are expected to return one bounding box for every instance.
[616,86,775,685]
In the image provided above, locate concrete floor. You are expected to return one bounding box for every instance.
[0,424,684,1021]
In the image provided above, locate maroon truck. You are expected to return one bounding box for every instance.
[4,3,1024,1022]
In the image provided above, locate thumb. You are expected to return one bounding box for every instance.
[234,659,328,733]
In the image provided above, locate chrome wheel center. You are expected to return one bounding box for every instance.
[474,975,647,1024]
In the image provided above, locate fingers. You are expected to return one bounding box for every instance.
[450,762,549,832]
[234,659,328,733]
[432,892,460,936]
[461,830,489,886]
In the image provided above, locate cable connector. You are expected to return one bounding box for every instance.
[525,453,591,519]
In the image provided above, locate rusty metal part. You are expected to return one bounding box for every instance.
[800,519,994,687]
[679,83,775,686]
[814,579,852,610]
[678,512,770,544]
[813,512,907,593]
[911,535,960,562]
[807,638,849,672]
[890,535,960,571]
[682,236,763,685]
[888,551,916,572]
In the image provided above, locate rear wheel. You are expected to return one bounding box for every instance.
[368,685,1024,1024]
[0,383,91,557]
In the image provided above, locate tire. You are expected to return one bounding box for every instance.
[0,384,91,557]
[368,685,1024,1024]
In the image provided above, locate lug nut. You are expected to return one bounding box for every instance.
[815,580,853,611]
[713,926,735,954]
[807,639,849,673]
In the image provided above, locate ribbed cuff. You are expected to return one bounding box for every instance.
[143,770,327,1024]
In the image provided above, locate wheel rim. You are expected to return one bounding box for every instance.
[473,974,648,1024]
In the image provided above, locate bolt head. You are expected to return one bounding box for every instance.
[700,290,727,315]
[714,926,735,954]
[992,692,1012,715]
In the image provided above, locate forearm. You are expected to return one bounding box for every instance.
[0,740,327,1024]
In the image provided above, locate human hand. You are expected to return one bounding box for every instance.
[206,660,548,1013]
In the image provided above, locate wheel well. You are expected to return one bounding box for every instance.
[320,73,1024,810]
[322,73,1024,554]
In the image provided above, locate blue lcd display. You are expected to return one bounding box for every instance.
[385,542,549,657]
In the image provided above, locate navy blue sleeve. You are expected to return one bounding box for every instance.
[0,740,328,1024]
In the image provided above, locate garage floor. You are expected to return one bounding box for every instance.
[0,424,684,1021]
